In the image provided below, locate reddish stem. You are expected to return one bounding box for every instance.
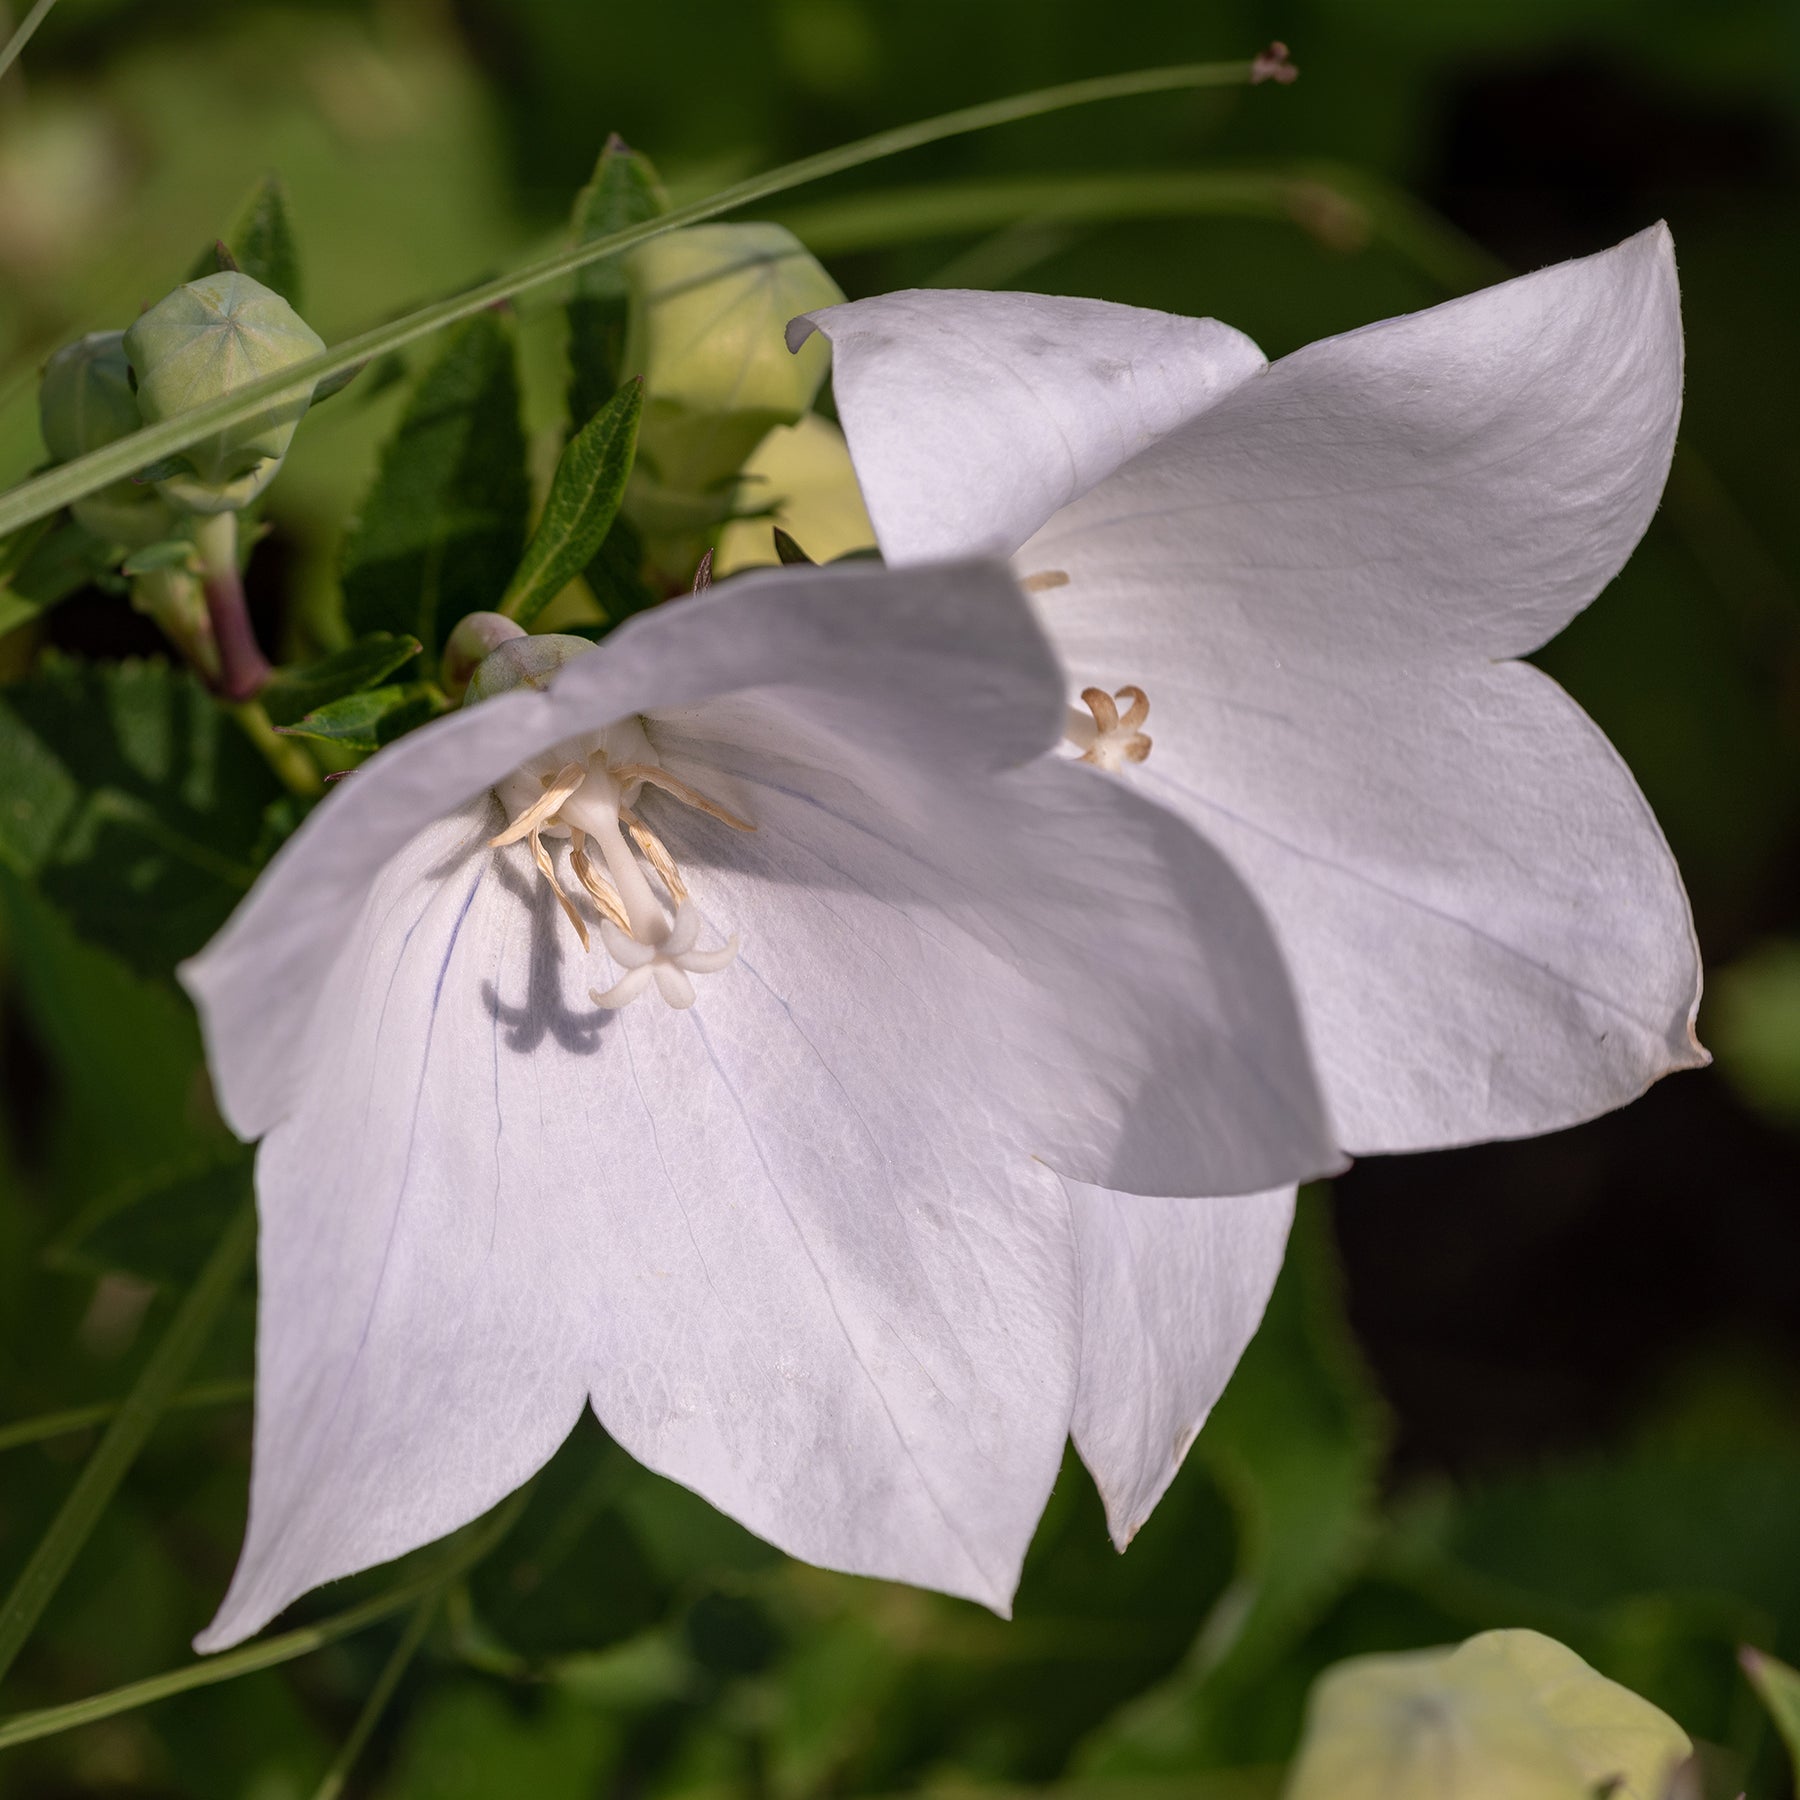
[195,513,271,701]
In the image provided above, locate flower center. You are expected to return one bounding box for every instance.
[1063,685,1153,772]
[488,718,752,1011]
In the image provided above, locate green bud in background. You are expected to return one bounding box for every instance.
[442,610,527,703]
[38,331,180,548]
[463,630,593,705]
[1283,1630,1692,1800]
[620,223,843,576]
[123,270,326,514]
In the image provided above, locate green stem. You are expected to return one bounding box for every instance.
[0,1491,527,1751]
[0,1377,252,1456]
[0,57,1273,539]
[0,0,60,83]
[308,1596,438,1800]
[232,700,323,799]
[0,1204,255,1690]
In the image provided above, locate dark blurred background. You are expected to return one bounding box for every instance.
[1,1,1797,1795]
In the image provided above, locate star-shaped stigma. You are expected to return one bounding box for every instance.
[591,906,743,1010]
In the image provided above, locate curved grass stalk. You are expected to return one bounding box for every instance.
[773,161,1504,293]
[0,1204,255,1689]
[0,0,60,83]
[307,1596,439,1800]
[0,1490,527,1750]
[0,1377,252,1456]
[0,57,1273,540]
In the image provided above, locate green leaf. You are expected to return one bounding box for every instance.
[1741,1649,1800,1781]
[189,173,304,310]
[259,632,423,728]
[49,1150,252,1288]
[501,380,643,628]
[1079,1191,1391,1775]
[0,868,217,1202]
[566,134,669,427]
[382,1681,621,1800]
[340,313,530,661]
[0,514,118,637]
[278,682,441,752]
[0,656,284,973]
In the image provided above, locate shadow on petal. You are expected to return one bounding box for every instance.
[481,852,616,1057]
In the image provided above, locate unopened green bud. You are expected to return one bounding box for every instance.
[463,632,592,706]
[123,271,325,514]
[443,611,527,703]
[621,223,843,554]
[1285,1630,1691,1800]
[39,331,180,548]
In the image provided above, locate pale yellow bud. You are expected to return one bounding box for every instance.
[1283,1630,1691,1800]
[620,223,843,573]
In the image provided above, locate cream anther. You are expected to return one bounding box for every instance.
[1064,685,1153,773]
[484,722,753,1009]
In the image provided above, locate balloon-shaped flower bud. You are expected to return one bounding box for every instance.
[442,610,527,703]
[1285,1630,1692,1800]
[462,631,594,706]
[39,330,179,548]
[620,223,843,564]
[123,271,326,515]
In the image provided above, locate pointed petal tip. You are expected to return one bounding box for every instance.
[784,313,822,353]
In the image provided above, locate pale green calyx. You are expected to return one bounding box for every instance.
[620,223,844,558]
[123,271,326,515]
[39,331,180,549]
[1283,1629,1693,1800]
[463,632,594,705]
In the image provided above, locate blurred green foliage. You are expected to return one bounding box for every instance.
[2,0,1799,1795]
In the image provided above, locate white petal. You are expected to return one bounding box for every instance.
[1123,660,1702,1150]
[197,820,1083,1648]
[1026,225,1683,669]
[189,556,1334,1645]
[1067,1182,1295,1549]
[1010,228,1698,1148]
[793,290,1265,564]
[182,559,1071,1141]
[189,557,1332,1200]
[642,697,1336,1200]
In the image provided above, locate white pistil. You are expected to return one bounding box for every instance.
[590,907,742,1011]
[487,731,749,1011]
[1065,685,1153,773]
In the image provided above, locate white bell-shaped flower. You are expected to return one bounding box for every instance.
[180,557,1335,1651]
[802,226,1702,1546]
